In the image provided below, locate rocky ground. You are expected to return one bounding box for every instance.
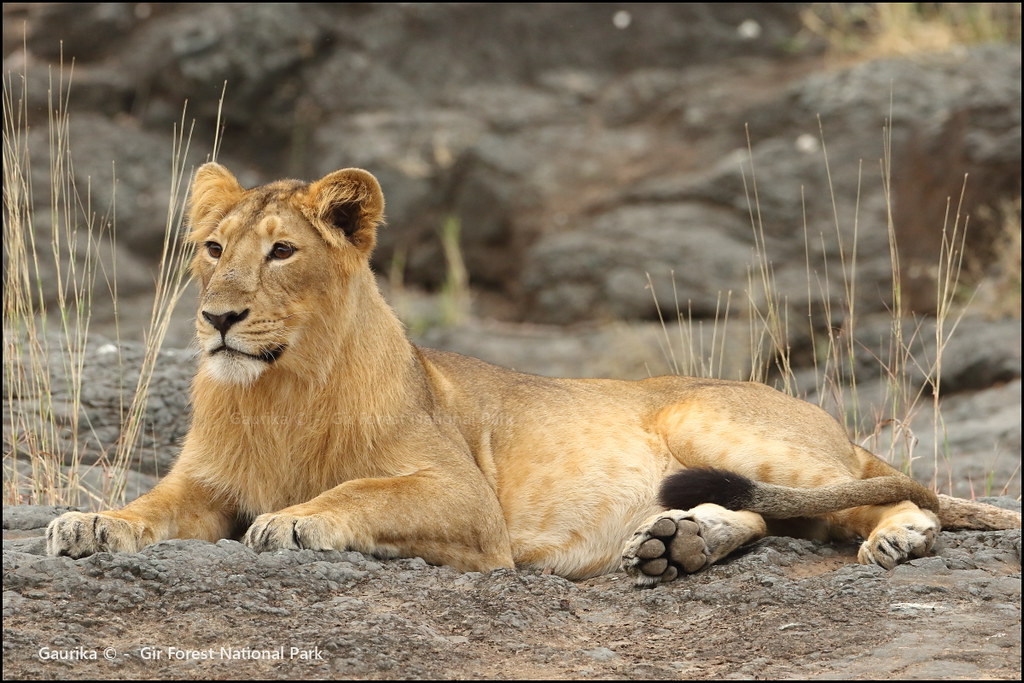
[2,503,1020,680]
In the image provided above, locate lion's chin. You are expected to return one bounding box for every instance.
[204,351,270,386]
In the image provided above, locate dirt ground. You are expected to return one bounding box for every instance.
[3,505,1020,680]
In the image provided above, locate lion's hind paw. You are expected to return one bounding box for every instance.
[621,510,710,588]
[858,515,939,570]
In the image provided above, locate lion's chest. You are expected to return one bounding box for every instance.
[189,416,396,517]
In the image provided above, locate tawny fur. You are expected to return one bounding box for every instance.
[46,164,1021,584]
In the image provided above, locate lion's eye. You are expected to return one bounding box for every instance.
[205,241,223,259]
[270,243,296,260]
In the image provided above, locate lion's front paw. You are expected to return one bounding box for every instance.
[46,512,145,558]
[858,516,939,569]
[243,511,343,552]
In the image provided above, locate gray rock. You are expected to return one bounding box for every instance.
[3,505,77,530]
[522,202,754,323]
[3,335,194,479]
[8,5,1018,333]
[583,647,619,661]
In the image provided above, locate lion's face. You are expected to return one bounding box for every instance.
[186,164,384,385]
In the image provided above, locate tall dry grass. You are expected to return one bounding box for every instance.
[104,105,199,506]
[3,58,103,507]
[2,60,212,509]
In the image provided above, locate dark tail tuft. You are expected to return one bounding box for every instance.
[658,468,756,511]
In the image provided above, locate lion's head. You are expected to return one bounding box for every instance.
[186,163,385,385]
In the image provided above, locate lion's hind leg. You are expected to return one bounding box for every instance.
[831,501,940,569]
[621,504,767,587]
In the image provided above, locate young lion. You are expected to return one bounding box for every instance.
[46,164,1020,586]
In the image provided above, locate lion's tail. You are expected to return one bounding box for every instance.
[659,468,1021,530]
[936,493,1022,530]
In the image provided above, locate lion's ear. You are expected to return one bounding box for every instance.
[304,168,385,255]
[188,162,245,240]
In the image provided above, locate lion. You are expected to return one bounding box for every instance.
[47,163,1021,587]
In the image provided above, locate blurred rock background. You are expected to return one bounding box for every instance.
[3,3,1021,500]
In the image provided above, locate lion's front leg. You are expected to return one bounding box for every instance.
[242,469,515,572]
[46,471,236,558]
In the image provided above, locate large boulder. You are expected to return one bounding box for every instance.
[522,203,754,323]
[4,5,1018,332]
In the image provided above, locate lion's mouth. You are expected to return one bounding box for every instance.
[212,344,286,364]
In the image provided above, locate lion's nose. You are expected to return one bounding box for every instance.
[202,309,250,334]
